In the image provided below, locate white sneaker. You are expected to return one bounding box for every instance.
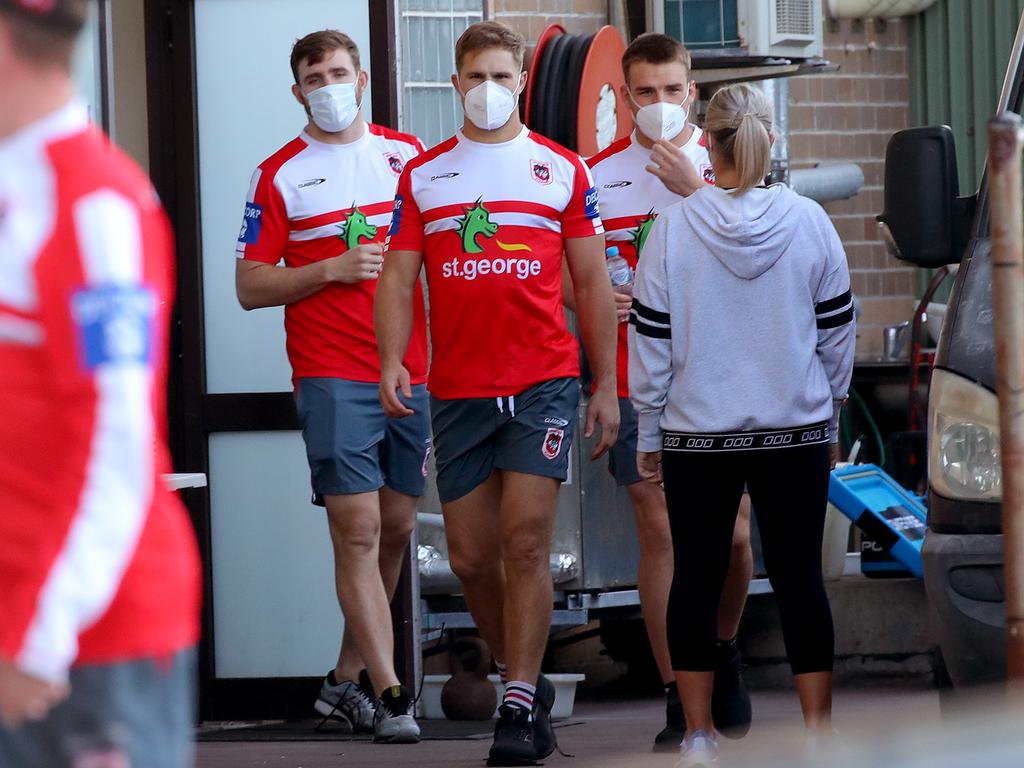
[313,670,376,733]
[675,729,719,767]
[804,726,840,761]
[373,685,421,744]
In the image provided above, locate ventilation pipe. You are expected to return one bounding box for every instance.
[790,163,865,203]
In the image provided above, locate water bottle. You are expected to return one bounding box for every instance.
[606,245,633,295]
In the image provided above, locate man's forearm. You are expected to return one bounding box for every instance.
[375,271,415,369]
[561,258,578,312]
[573,280,618,390]
[236,260,329,310]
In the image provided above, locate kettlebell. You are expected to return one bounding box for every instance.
[440,637,497,721]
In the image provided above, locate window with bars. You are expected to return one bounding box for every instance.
[664,0,740,50]
[400,0,483,148]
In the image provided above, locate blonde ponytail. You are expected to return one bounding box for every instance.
[704,83,773,194]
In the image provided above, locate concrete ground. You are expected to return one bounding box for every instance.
[195,679,1024,768]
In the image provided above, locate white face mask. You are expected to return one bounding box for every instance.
[632,97,690,141]
[461,79,521,131]
[306,82,360,133]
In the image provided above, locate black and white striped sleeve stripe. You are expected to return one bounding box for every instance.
[630,298,671,339]
[815,289,854,330]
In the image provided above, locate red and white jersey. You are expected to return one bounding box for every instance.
[588,127,712,397]
[385,128,604,399]
[236,124,429,384]
[0,102,201,681]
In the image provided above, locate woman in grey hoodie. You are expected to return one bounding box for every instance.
[628,83,855,766]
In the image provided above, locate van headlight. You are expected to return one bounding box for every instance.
[929,369,1001,500]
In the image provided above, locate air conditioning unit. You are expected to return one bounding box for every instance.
[738,0,824,59]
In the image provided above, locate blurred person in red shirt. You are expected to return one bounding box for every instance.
[0,2,201,766]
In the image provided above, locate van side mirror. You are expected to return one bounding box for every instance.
[877,126,972,267]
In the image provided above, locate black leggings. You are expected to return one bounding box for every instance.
[663,442,834,675]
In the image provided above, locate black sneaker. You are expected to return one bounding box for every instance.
[652,681,686,753]
[712,638,752,739]
[372,684,420,744]
[487,704,537,766]
[532,674,557,759]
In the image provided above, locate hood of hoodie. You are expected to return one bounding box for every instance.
[681,183,802,280]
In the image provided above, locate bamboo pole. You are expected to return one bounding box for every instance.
[988,111,1024,685]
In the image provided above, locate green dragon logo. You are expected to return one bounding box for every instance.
[456,198,499,254]
[454,198,531,254]
[631,208,657,255]
[337,203,378,249]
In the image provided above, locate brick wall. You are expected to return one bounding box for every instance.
[488,0,608,57]
[789,10,916,357]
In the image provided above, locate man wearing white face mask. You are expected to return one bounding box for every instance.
[234,30,429,744]
[377,20,619,767]
[581,33,754,749]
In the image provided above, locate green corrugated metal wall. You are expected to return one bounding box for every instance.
[909,0,1024,193]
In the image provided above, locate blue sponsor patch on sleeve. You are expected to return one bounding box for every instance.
[238,202,263,244]
[583,186,600,219]
[388,195,403,236]
[71,285,156,370]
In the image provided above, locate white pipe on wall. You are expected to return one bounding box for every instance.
[789,163,865,203]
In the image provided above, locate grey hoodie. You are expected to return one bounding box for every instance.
[627,183,855,452]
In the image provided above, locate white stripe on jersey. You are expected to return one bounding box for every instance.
[423,210,562,236]
[288,211,393,242]
[18,190,155,682]
[0,313,44,346]
[405,129,601,239]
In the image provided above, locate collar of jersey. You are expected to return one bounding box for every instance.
[630,123,700,152]
[300,122,371,151]
[456,125,529,149]
[0,98,88,160]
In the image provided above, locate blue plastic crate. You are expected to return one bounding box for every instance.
[828,464,927,578]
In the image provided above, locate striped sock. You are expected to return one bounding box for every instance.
[496,661,508,684]
[503,680,536,716]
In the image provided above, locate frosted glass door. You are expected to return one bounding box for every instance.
[195,0,372,395]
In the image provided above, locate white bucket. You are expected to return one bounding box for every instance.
[822,501,852,581]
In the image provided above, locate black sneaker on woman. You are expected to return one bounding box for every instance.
[712,638,752,739]
[653,681,687,752]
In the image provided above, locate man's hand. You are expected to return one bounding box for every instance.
[637,450,663,485]
[585,385,620,460]
[646,139,706,197]
[830,443,840,470]
[0,660,68,729]
[379,365,415,418]
[613,290,632,323]
[322,243,385,284]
